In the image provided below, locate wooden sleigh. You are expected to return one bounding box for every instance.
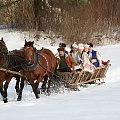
[58,60,111,90]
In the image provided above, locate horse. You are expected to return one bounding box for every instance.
[17,40,57,100]
[0,38,27,103]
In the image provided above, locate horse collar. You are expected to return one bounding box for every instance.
[22,50,39,71]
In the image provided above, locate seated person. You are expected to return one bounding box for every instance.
[75,43,84,70]
[59,43,68,54]
[55,43,68,57]
[82,44,95,72]
[70,42,79,64]
[70,42,84,71]
[56,47,76,72]
[87,43,102,67]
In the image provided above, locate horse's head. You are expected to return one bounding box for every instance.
[24,40,36,64]
[0,37,8,55]
[24,39,34,47]
[0,38,8,66]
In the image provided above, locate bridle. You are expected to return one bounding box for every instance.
[24,46,35,64]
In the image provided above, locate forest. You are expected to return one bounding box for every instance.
[0,0,120,44]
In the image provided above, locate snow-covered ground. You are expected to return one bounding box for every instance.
[0,29,120,120]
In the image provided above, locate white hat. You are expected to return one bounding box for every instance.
[72,42,78,49]
[84,44,89,48]
[78,43,84,49]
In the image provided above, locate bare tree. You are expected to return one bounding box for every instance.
[0,0,120,44]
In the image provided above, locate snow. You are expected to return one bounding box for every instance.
[0,29,120,120]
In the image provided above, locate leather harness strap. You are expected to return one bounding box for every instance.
[38,53,50,75]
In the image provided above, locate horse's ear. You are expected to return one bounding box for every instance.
[25,39,27,43]
[1,37,3,41]
[24,39,27,46]
[1,38,5,44]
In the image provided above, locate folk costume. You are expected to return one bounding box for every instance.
[88,50,101,67]
[56,48,76,72]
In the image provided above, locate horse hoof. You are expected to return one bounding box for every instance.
[17,96,22,101]
[4,101,8,103]
[3,99,8,103]
[17,98,21,101]
[36,95,40,99]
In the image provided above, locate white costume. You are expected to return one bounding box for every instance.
[82,44,95,72]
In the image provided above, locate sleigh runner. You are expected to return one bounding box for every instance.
[58,60,111,89]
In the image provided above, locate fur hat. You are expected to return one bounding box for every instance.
[57,47,65,52]
[78,43,84,49]
[84,44,89,48]
[87,43,93,47]
[59,43,66,47]
[72,42,78,49]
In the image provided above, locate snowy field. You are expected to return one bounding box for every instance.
[0,29,120,120]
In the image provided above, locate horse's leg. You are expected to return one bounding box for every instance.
[3,79,11,103]
[41,75,48,92]
[33,75,44,94]
[0,82,5,101]
[46,71,57,95]
[15,75,20,95]
[17,77,25,101]
[46,75,53,96]
[30,80,40,99]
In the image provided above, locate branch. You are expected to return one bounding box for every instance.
[0,0,22,9]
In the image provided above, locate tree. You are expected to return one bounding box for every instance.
[0,0,120,44]
[0,0,22,9]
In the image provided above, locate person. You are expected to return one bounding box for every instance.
[55,43,68,57]
[87,43,102,67]
[77,43,84,63]
[82,44,95,72]
[59,43,68,54]
[56,47,76,72]
[70,42,79,64]
[75,43,84,71]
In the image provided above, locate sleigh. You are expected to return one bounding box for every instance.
[58,60,111,90]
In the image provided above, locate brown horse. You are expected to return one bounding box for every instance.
[0,38,10,103]
[17,40,57,100]
[0,38,27,103]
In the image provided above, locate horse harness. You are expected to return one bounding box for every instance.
[38,53,50,75]
[0,49,28,70]
[22,50,50,75]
